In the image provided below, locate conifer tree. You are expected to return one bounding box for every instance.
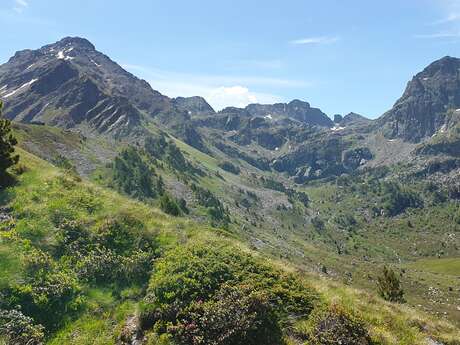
[0,101,19,179]
[377,266,405,303]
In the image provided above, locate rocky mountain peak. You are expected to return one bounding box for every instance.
[422,56,460,76]
[288,99,311,108]
[41,36,96,53]
[0,37,172,137]
[172,96,215,115]
[341,112,371,125]
[378,56,460,142]
[218,100,333,127]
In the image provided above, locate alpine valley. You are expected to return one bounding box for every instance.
[1,37,460,345]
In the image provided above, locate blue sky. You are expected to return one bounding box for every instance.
[1,0,460,117]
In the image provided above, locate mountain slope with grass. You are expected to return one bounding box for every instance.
[1,146,459,345]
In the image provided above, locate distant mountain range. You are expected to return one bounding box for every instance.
[1,37,459,180]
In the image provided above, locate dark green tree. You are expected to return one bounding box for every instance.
[111,147,155,200]
[159,194,181,216]
[377,266,405,303]
[0,101,19,179]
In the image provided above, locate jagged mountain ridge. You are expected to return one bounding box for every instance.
[0,36,337,146]
[214,99,334,127]
[172,96,215,115]
[2,37,460,178]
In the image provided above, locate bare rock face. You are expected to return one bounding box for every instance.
[0,37,171,137]
[221,99,334,127]
[172,96,215,115]
[334,114,343,123]
[378,56,460,142]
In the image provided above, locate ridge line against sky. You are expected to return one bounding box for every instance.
[1,0,460,117]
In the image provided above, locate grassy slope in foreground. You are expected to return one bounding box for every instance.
[0,148,459,344]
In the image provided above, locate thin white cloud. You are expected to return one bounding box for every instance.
[121,64,293,110]
[208,86,281,110]
[417,1,460,38]
[13,0,28,13]
[430,0,460,24]
[122,64,309,88]
[415,31,460,38]
[290,36,340,45]
[433,12,460,24]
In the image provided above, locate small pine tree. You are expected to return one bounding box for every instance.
[377,266,405,303]
[0,101,19,180]
[159,194,181,216]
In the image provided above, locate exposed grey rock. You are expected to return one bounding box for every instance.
[0,36,171,137]
[334,114,343,123]
[378,56,460,142]
[172,96,215,115]
[221,99,333,127]
[341,112,371,126]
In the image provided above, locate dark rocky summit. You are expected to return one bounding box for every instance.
[378,56,460,142]
[220,100,333,127]
[340,112,371,126]
[334,114,343,123]
[0,37,171,137]
[172,96,215,115]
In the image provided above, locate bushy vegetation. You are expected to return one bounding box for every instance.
[171,284,282,345]
[191,183,230,225]
[381,182,423,216]
[111,147,157,200]
[218,161,241,175]
[300,304,373,345]
[4,248,83,330]
[0,308,45,345]
[0,208,160,335]
[55,215,159,286]
[140,244,319,344]
[0,101,19,183]
[377,266,405,303]
[159,194,181,216]
[0,146,459,344]
[0,159,164,342]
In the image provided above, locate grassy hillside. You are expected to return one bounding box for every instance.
[0,145,459,343]
[9,123,460,328]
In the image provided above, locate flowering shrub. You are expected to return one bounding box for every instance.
[0,308,45,345]
[140,244,319,344]
[5,249,83,330]
[304,304,372,345]
[170,284,282,345]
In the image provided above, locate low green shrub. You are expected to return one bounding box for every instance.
[4,249,83,330]
[170,284,282,345]
[140,244,319,343]
[303,304,373,345]
[0,308,45,345]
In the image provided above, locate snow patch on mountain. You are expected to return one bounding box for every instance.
[3,79,38,98]
[331,125,345,132]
